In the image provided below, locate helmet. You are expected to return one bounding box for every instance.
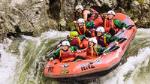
[75,4,83,11]
[107,10,115,15]
[70,31,79,38]
[77,18,85,24]
[89,37,97,44]
[61,41,70,46]
[96,26,105,33]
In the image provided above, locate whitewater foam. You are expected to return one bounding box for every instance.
[0,41,18,84]
[21,29,69,46]
[100,47,150,84]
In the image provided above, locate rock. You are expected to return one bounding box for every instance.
[131,1,140,7]
[0,0,150,42]
[10,0,25,7]
[59,18,66,30]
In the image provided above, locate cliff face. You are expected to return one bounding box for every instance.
[0,0,150,42]
[0,0,53,42]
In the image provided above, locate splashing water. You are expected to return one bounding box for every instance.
[0,39,18,84]
[15,29,69,84]
[100,47,150,84]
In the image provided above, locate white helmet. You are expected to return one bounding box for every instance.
[75,4,83,11]
[107,10,116,15]
[96,26,105,33]
[61,41,70,46]
[77,18,85,24]
[89,37,97,44]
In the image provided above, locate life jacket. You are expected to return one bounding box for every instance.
[74,45,98,59]
[79,39,89,49]
[90,29,96,37]
[70,37,88,49]
[96,35,108,47]
[94,16,103,27]
[70,37,81,47]
[83,9,99,21]
[77,24,95,37]
[59,49,75,62]
[104,18,119,34]
[88,9,99,21]
[77,25,87,35]
[86,46,98,59]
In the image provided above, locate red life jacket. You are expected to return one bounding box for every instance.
[88,9,99,20]
[77,25,87,35]
[59,49,75,62]
[80,39,89,49]
[90,29,96,37]
[94,16,103,27]
[74,45,98,59]
[70,37,89,49]
[104,19,119,34]
[83,9,98,21]
[86,47,98,59]
[70,37,81,47]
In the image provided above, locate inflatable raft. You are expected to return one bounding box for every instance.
[44,13,137,78]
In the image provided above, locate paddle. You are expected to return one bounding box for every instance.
[102,42,117,53]
[45,39,66,61]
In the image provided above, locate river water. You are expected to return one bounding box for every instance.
[0,28,150,84]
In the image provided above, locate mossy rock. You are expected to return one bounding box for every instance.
[66,21,76,31]
[136,0,145,4]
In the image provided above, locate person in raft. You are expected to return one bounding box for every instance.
[49,41,77,62]
[104,10,128,36]
[85,14,103,37]
[74,4,99,21]
[75,37,106,59]
[95,26,121,47]
[74,18,91,37]
[86,37,106,58]
[67,31,88,49]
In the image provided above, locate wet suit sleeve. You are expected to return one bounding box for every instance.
[67,37,72,42]
[114,19,128,29]
[85,21,95,29]
[52,48,61,58]
[78,35,86,40]
[96,46,106,55]
[104,33,112,43]
[70,46,77,51]
[105,33,119,43]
